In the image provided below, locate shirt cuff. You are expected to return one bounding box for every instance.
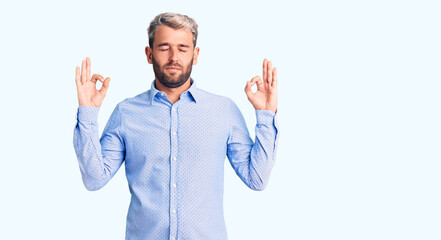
[256,110,276,125]
[77,105,100,122]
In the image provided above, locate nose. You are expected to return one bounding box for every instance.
[169,48,179,63]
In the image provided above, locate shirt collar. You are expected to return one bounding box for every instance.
[148,78,200,105]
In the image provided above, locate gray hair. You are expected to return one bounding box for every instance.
[147,12,198,48]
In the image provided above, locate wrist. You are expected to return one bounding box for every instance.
[253,105,277,114]
[77,105,100,122]
[255,110,276,125]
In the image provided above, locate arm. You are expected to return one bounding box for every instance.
[73,57,124,191]
[73,105,125,191]
[227,103,279,191]
[227,59,279,191]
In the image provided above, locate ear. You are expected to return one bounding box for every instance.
[192,47,200,65]
[145,46,153,64]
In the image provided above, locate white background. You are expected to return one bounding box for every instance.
[1,0,440,239]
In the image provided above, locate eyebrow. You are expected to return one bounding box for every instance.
[157,43,191,48]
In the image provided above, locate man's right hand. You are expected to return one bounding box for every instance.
[75,57,111,107]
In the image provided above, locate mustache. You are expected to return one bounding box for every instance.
[163,63,183,69]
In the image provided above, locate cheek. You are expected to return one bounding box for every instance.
[181,53,194,64]
[153,51,168,61]
[156,54,166,63]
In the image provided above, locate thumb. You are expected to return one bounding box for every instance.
[99,77,111,95]
[244,80,254,100]
[245,76,261,98]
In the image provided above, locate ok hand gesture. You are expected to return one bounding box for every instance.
[75,57,111,107]
[245,59,278,113]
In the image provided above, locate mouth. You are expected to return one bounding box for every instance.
[165,64,182,70]
[165,67,182,74]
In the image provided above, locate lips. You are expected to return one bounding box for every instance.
[164,64,182,71]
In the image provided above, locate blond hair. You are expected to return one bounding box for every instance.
[148,12,198,48]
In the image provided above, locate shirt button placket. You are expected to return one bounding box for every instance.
[169,105,178,239]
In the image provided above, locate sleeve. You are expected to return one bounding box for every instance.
[226,100,279,191]
[73,104,126,191]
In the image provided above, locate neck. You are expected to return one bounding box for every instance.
[155,78,191,104]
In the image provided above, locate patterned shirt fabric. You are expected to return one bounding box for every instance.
[73,80,279,240]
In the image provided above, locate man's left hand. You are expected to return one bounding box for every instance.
[245,59,278,113]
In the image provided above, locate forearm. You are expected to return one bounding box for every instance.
[246,110,278,188]
[73,106,114,191]
[246,110,279,190]
[228,109,279,191]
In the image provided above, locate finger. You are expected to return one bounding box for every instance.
[250,76,264,91]
[262,59,268,84]
[86,57,91,81]
[75,66,81,86]
[81,60,86,84]
[267,60,273,86]
[272,67,278,88]
[250,76,262,85]
[99,77,111,96]
[249,76,263,90]
[244,80,254,99]
[91,74,104,83]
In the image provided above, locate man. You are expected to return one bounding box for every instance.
[74,12,279,240]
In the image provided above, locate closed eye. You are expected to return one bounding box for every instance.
[179,44,190,53]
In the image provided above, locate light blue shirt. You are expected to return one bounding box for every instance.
[73,80,279,240]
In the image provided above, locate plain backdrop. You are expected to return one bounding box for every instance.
[1,0,440,239]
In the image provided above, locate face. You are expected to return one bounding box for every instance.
[146,25,199,88]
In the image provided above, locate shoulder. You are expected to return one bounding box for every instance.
[114,91,150,113]
[195,88,236,107]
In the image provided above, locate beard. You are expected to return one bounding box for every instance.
[152,56,193,88]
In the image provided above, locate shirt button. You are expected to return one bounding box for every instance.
[171,237,176,240]
[173,157,177,161]
[172,209,176,214]
[172,183,176,188]
[172,131,177,135]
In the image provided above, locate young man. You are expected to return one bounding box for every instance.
[74,12,279,240]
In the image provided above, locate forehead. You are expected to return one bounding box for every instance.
[153,25,193,47]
